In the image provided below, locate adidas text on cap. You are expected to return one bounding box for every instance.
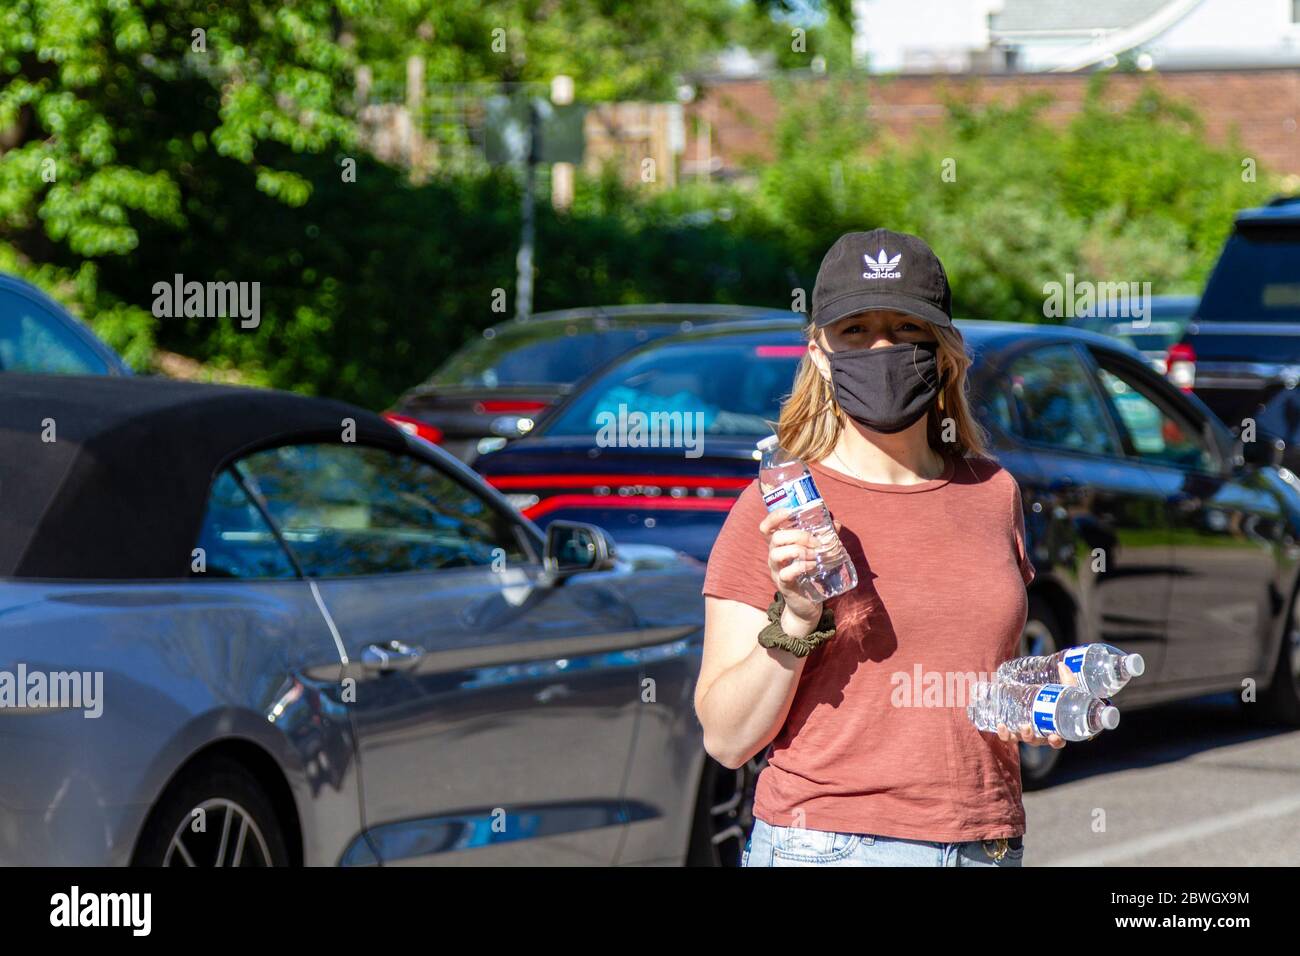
[811,228,953,329]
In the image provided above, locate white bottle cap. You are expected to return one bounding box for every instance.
[1125,653,1145,677]
[756,435,779,451]
[1100,706,1121,731]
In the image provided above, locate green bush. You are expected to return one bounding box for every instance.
[10,64,1281,411]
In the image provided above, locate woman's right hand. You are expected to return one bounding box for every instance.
[759,508,825,637]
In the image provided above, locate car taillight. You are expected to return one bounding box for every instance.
[485,473,750,519]
[383,412,444,445]
[1166,342,1196,391]
[475,399,550,414]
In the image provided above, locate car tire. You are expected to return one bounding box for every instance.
[1260,583,1300,726]
[1019,596,1068,791]
[687,753,765,867]
[132,754,290,867]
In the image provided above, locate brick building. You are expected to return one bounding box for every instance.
[681,68,1300,179]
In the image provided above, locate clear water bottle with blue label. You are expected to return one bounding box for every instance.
[967,681,1121,742]
[756,435,857,601]
[997,644,1145,698]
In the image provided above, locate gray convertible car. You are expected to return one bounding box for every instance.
[0,374,719,866]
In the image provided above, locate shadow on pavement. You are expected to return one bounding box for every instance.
[1044,692,1298,786]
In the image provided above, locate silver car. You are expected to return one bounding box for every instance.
[0,373,727,865]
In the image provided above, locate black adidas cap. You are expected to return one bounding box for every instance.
[811,228,952,329]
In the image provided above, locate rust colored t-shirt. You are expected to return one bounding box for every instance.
[702,454,1035,843]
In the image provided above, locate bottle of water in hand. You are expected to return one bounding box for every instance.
[967,681,1120,742]
[997,644,1145,698]
[757,436,857,601]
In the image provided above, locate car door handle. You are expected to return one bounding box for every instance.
[361,640,425,673]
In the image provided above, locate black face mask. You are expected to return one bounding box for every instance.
[826,341,943,434]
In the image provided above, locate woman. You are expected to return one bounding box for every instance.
[695,228,1071,867]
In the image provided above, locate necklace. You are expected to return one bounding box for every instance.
[831,448,945,484]
[831,450,868,483]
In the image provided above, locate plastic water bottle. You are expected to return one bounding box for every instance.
[967,681,1120,742]
[997,644,1145,698]
[756,435,857,601]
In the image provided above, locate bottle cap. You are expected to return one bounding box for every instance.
[1125,653,1145,677]
[756,435,779,451]
[1100,706,1121,731]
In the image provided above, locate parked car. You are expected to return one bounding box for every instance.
[0,373,734,866]
[385,304,790,464]
[1168,195,1300,467]
[478,318,1300,785]
[0,273,130,375]
[1066,293,1197,374]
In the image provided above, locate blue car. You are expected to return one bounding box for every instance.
[0,274,130,375]
[477,317,1300,784]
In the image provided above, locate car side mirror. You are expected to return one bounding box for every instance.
[543,521,617,580]
[1235,432,1285,470]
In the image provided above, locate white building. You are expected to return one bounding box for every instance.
[851,0,1300,73]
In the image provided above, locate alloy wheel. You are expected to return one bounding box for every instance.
[163,798,273,867]
[700,754,766,866]
[1017,616,1060,782]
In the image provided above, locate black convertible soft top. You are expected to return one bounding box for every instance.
[0,374,405,579]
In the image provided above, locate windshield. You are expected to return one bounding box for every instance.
[543,336,804,439]
[0,288,110,374]
[1199,232,1300,322]
[431,320,661,388]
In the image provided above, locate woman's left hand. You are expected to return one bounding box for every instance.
[995,661,1078,749]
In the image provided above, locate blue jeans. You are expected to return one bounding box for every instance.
[742,818,1024,867]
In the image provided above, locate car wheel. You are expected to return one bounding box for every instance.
[1019,596,1067,790]
[687,753,765,866]
[1261,583,1300,725]
[132,755,290,867]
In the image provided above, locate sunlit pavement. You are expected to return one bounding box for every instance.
[1024,694,1300,866]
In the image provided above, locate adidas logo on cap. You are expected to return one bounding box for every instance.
[863,248,902,279]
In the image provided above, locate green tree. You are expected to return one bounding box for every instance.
[0,0,367,361]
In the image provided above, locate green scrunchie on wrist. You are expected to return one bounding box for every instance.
[756,591,836,657]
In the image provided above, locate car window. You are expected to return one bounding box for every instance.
[977,382,1015,435]
[1006,345,1119,456]
[0,288,110,374]
[431,322,656,387]
[192,469,298,579]
[1197,232,1300,322]
[543,337,803,439]
[235,443,528,577]
[1095,366,1217,472]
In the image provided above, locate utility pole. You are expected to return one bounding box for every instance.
[515,96,538,322]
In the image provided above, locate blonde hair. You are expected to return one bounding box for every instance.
[775,320,989,463]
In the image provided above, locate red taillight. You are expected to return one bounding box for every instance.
[755,345,806,358]
[487,473,751,491]
[484,473,750,519]
[1166,342,1196,392]
[383,412,444,444]
[475,399,550,414]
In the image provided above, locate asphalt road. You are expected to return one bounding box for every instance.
[1024,693,1300,866]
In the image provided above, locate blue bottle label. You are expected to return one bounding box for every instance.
[1031,683,1065,736]
[762,474,823,514]
[1062,647,1086,673]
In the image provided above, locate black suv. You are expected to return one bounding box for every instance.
[1172,196,1300,469]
